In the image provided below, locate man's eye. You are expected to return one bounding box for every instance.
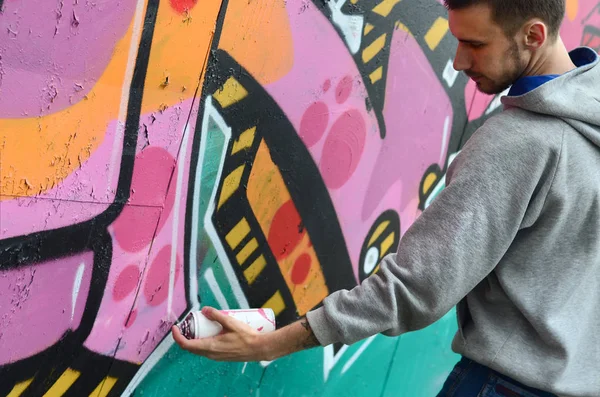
[470,43,484,48]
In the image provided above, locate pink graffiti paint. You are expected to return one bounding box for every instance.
[299,101,329,147]
[319,108,367,189]
[465,80,496,121]
[0,251,94,365]
[83,101,198,363]
[561,1,600,51]
[0,0,137,117]
[264,1,382,282]
[112,147,177,252]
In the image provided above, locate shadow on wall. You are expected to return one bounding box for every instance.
[0,0,598,396]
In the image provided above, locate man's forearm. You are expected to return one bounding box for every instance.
[263,316,321,360]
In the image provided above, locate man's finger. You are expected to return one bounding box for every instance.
[202,307,251,332]
[172,325,197,351]
[173,325,218,355]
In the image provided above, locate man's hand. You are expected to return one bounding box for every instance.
[172,307,270,362]
[172,306,322,362]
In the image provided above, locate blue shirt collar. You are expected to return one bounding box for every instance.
[507,47,598,97]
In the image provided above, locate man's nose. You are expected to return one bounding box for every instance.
[453,44,471,71]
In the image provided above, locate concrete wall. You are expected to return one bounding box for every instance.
[0,0,598,395]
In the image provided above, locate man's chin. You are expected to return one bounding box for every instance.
[476,81,509,95]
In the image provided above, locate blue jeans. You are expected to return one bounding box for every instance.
[437,357,558,397]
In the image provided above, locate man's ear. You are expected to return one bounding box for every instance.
[522,20,547,49]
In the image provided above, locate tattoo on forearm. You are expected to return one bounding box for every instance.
[300,317,320,349]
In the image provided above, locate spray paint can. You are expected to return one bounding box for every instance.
[176,308,276,340]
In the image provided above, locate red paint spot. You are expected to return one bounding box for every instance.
[112,147,176,252]
[323,79,331,92]
[299,102,329,147]
[268,200,305,260]
[113,265,141,301]
[291,254,312,285]
[169,0,198,13]
[125,309,138,328]
[144,245,181,306]
[320,109,366,189]
[257,326,264,332]
[335,75,353,104]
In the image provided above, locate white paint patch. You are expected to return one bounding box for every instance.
[341,335,376,374]
[485,88,510,115]
[440,115,451,164]
[167,122,192,319]
[443,59,459,88]
[323,344,349,382]
[203,267,229,310]
[364,247,379,275]
[328,0,364,54]
[71,263,86,322]
[107,0,147,189]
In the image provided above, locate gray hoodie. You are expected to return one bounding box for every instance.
[306,47,600,396]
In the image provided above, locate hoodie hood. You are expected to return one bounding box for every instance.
[502,47,600,147]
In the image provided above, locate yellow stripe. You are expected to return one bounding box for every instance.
[424,17,449,51]
[369,66,384,84]
[368,220,390,246]
[218,165,245,209]
[372,0,401,17]
[422,172,438,194]
[263,290,285,315]
[364,23,374,36]
[213,76,248,108]
[232,126,257,155]
[236,238,258,264]
[226,218,251,249]
[244,255,267,285]
[7,378,34,397]
[89,376,118,397]
[43,369,81,396]
[395,21,411,35]
[362,33,387,63]
[380,232,396,257]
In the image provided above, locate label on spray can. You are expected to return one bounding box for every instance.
[176,308,276,340]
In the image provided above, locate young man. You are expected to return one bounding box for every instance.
[172,1,600,395]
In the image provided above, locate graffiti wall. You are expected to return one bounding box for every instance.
[0,0,598,395]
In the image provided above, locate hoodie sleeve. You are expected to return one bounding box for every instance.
[305,115,562,346]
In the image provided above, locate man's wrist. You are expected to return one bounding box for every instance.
[299,317,321,349]
[260,317,321,361]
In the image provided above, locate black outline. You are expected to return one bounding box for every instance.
[358,210,400,282]
[418,163,443,210]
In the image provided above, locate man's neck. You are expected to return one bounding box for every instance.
[523,37,577,77]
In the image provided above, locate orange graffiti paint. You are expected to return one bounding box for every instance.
[218,0,294,85]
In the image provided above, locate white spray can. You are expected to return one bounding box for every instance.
[176,308,276,339]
